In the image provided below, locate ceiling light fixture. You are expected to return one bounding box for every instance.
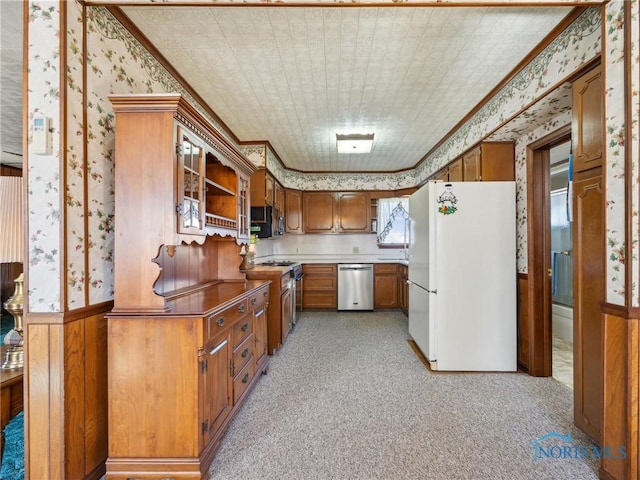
[336,133,374,154]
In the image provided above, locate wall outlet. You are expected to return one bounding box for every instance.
[353,246,359,254]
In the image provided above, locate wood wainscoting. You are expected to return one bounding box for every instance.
[600,303,640,480]
[517,273,530,372]
[26,302,111,480]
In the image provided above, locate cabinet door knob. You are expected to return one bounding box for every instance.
[251,298,257,305]
[238,304,246,313]
[242,372,250,384]
[216,317,225,327]
[241,322,249,332]
[241,347,249,358]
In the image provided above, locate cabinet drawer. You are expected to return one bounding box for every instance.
[302,291,337,309]
[304,276,336,291]
[233,333,254,372]
[207,299,249,338]
[248,287,269,312]
[232,315,254,349]
[303,264,337,275]
[233,355,256,404]
[375,263,398,274]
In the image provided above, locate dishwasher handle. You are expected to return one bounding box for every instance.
[339,265,373,271]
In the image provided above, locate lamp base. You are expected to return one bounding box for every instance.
[1,346,23,370]
[2,272,24,370]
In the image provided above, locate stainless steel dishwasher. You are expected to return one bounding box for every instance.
[338,264,374,310]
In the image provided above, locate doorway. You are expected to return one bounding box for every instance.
[549,141,574,390]
[525,124,571,377]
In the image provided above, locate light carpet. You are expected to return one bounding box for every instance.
[208,311,599,480]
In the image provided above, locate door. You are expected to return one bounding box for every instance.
[303,192,336,233]
[407,182,434,290]
[573,169,604,443]
[337,192,370,232]
[408,282,435,361]
[433,182,516,371]
[203,334,232,442]
[280,287,292,342]
[285,189,303,233]
[176,126,205,235]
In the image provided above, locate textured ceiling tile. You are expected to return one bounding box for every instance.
[10,4,572,173]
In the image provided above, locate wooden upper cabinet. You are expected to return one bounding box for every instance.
[265,174,275,206]
[337,192,370,233]
[237,174,250,240]
[448,158,464,182]
[109,94,257,312]
[302,191,371,234]
[303,192,336,233]
[285,189,303,234]
[572,65,603,173]
[433,168,449,182]
[274,182,285,213]
[177,126,206,235]
[462,142,514,181]
[250,168,274,207]
[462,147,481,181]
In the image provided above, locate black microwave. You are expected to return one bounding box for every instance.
[251,206,284,238]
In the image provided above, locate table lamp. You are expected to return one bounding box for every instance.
[1,176,24,370]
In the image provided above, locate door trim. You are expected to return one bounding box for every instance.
[525,124,571,376]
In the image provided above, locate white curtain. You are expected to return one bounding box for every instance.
[377,197,409,244]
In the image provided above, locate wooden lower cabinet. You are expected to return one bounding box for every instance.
[374,264,398,309]
[399,264,408,315]
[573,168,604,444]
[302,264,337,309]
[244,268,293,354]
[106,281,269,480]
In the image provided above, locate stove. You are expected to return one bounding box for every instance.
[258,260,303,280]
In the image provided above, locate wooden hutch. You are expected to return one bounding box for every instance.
[106,94,270,479]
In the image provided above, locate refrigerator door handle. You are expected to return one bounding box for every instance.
[404,217,412,260]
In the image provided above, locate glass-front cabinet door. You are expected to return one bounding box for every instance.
[237,175,250,240]
[177,126,205,235]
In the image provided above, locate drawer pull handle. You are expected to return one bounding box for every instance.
[238,304,246,313]
[263,291,268,297]
[210,339,228,355]
[242,372,250,384]
[241,347,249,358]
[241,322,249,332]
[255,309,264,317]
[216,317,225,327]
[251,298,257,305]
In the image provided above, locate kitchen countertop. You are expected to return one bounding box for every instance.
[252,255,408,266]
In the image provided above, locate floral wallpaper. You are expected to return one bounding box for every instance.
[27,1,62,312]
[487,87,573,274]
[631,0,640,307]
[25,2,637,310]
[239,143,266,168]
[66,0,86,308]
[514,111,573,274]
[604,0,628,305]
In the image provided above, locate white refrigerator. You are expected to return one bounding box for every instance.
[407,181,517,371]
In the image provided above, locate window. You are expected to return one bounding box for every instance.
[377,197,409,246]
